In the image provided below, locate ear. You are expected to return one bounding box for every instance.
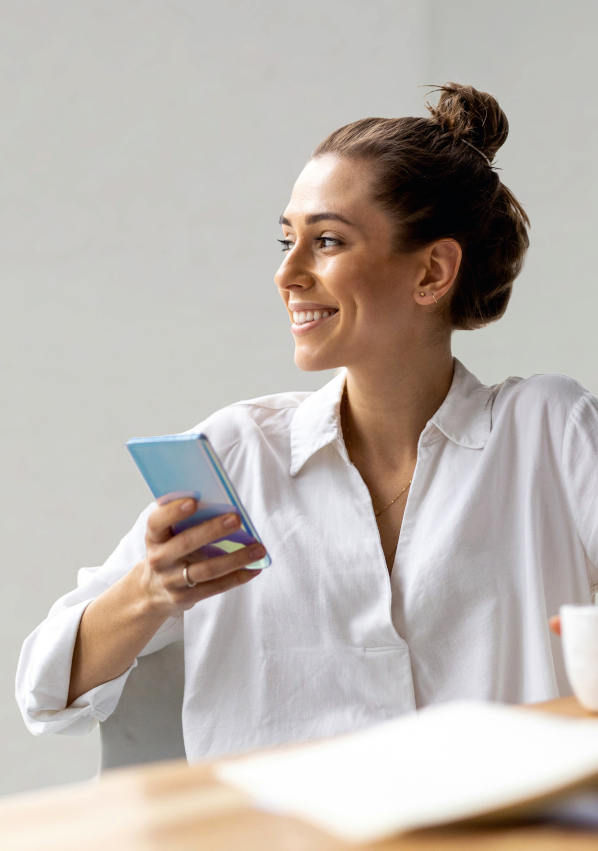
[412,239,462,305]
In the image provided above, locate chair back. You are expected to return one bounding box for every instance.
[99,640,186,771]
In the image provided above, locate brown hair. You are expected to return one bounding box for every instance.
[312,83,530,330]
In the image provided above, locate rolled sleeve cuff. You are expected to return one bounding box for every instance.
[16,598,139,736]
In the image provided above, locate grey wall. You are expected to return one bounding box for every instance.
[1,0,426,795]
[2,0,597,797]
[429,0,598,392]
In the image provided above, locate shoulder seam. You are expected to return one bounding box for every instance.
[229,398,307,413]
[560,390,597,591]
[561,390,597,459]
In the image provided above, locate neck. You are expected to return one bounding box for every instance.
[343,344,454,469]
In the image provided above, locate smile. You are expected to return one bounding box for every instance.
[292,309,337,324]
[290,309,339,335]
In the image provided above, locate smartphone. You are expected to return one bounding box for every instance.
[126,433,271,570]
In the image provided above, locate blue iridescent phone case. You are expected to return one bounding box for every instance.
[126,433,271,570]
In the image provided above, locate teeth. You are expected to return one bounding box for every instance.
[292,309,335,325]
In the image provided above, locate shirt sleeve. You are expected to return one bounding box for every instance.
[15,502,183,736]
[561,390,598,592]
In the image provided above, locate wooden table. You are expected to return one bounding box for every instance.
[2,697,597,850]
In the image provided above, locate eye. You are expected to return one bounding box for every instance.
[277,235,343,253]
[316,236,341,249]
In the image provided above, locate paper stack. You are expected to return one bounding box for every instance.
[215,701,598,843]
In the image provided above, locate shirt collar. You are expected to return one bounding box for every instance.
[289,370,346,477]
[289,358,493,477]
[428,358,494,450]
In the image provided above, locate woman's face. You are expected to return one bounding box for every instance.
[274,154,433,372]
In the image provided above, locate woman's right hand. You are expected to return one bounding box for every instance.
[141,496,265,615]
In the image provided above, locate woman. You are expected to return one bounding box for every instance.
[16,84,598,761]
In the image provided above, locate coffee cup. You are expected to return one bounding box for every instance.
[560,604,598,712]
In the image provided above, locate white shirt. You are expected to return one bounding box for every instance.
[16,359,598,761]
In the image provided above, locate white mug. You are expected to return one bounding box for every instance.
[560,604,598,712]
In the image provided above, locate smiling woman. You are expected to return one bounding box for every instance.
[16,83,598,765]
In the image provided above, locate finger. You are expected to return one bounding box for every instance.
[186,541,257,562]
[184,565,262,602]
[156,511,242,564]
[156,491,199,506]
[146,496,198,544]
[549,615,562,636]
[182,543,266,586]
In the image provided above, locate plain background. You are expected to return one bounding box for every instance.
[2,0,597,796]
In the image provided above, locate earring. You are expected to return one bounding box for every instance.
[419,291,426,297]
[432,293,439,304]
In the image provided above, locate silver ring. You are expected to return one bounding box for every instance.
[183,564,198,588]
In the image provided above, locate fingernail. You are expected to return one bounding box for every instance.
[222,513,240,529]
[180,499,195,513]
[247,569,262,577]
[248,544,266,558]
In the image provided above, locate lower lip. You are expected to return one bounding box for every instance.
[291,312,339,335]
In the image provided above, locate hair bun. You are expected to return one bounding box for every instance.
[425,82,509,164]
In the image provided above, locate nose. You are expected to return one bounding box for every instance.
[274,245,315,296]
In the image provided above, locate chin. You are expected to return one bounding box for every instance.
[294,349,344,373]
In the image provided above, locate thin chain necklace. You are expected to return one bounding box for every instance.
[341,390,412,518]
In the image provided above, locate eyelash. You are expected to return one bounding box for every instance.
[277,237,341,252]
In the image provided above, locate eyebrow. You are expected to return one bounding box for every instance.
[278,212,356,228]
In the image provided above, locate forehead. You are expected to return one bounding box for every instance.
[283,154,378,222]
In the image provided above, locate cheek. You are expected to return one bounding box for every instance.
[329,256,375,294]
[351,270,402,311]
[325,255,404,314]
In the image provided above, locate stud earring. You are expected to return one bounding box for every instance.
[419,291,425,297]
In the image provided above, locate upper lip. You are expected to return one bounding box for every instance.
[288,302,339,312]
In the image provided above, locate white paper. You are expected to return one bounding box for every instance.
[215,701,598,843]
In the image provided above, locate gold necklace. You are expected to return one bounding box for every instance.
[341,390,412,518]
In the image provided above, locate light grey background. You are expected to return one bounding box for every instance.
[2,0,596,796]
